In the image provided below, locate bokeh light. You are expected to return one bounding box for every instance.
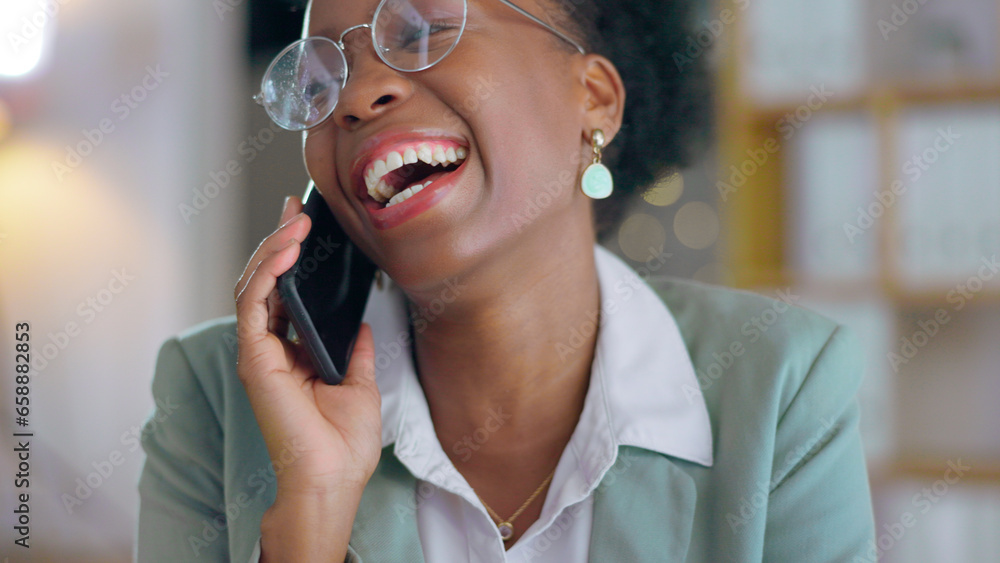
[673,201,720,250]
[641,170,685,207]
[0,0,58,78]
[617,212,667,262]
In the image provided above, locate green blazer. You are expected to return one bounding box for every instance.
[136,275,875,562]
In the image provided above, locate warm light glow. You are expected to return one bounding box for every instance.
[0,0,58,78]
[642,171,685,207]
[0,99,11,141]
[0,138,160,302]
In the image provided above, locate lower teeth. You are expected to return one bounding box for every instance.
[379,165,458,208]
[385,181,429,208]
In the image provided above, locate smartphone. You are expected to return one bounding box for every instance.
[277,183,377,385]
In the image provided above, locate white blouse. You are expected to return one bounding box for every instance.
[251,244,712,562]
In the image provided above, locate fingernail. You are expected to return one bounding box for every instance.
[282,196,292,215]
[280,212,305,228]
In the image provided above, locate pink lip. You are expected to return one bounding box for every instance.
[349,127,469,204]
[362,156,469,230]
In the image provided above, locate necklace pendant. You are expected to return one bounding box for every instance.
[498,522,514,541]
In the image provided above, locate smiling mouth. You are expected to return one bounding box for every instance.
[362,140,469,208]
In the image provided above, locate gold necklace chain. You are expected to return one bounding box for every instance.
[473,467,557,542]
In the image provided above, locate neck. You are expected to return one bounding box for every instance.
[403,221,601,473]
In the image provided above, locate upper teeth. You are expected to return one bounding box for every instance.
[365,143,468,203]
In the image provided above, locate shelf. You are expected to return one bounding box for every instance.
[717,8,1000,552]
[870,458,1000,486]
[883,285,1000,308]
[748,81,1000,123]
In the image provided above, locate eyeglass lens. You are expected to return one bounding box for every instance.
[260,0,467,130]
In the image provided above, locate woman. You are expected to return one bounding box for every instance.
[136,0,876,561]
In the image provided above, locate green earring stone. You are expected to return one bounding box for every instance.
[582,162,613,199]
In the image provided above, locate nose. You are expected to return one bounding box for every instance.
[331,31,414,130]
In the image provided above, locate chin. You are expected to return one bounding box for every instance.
[375,235,479,294]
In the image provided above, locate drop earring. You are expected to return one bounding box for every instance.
[581,129,613,199]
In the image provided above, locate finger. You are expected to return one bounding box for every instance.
[265,198,307,335]
[234,213,311,300]
[340,322,376,389]
[278,195,303,226]
[277,196,294,225]
[235,237,301,347]
[269,329,312,379]
[266,196,305,336]
[267,284,290,337]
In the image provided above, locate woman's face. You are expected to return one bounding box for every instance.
[303,0,594,290]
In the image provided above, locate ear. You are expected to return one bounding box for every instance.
[578,54,625,145]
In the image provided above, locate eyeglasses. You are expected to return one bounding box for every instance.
[253,0,586,131]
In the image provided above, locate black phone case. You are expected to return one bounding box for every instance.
[277,184,377,384]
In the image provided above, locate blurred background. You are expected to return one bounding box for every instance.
[0,0,997,560]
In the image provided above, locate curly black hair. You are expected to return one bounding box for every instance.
[540,0,714,237]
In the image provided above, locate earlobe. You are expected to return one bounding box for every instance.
[579,54,625,144]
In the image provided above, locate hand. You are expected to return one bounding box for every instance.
[233,196,383,498]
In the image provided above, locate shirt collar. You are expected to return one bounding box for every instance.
[360,243,714,485]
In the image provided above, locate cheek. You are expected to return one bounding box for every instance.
[475,69,581,216]
[303,132,338,195]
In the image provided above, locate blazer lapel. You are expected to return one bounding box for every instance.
[589,446,699,562]
[348,445,426,562]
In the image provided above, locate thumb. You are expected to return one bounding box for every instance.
[340,322,376,388]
